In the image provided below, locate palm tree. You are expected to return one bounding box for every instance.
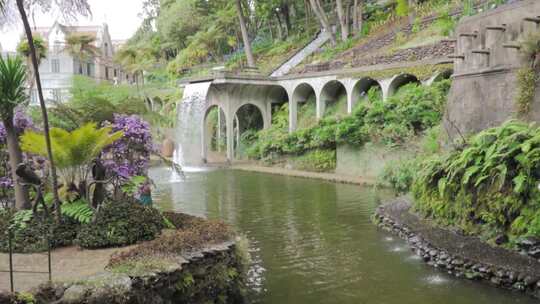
[0,55,30,210]
[64,33,99,73]
[115,46,146,88]
[16,35,47,91]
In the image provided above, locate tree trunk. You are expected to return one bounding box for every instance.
[275,11,284,40]
[408,0,415,24]
[3,117,30,210]
[235,0,255,68]
[16,0,62,220]
[353,0,364,34]
[309,0,336,45]
[336,0,349,41]
[281,3,291,38]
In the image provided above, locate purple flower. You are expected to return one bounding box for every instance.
[102,114,154,180]
[0,176,13,189]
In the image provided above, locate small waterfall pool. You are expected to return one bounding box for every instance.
[149,166,538,304]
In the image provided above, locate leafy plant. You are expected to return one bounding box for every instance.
[413,120,540,243]
[21,123,123,199]
[379,158,418,194]
[121,175,148,197]
[61,199,94,224]
[76,200,165,249]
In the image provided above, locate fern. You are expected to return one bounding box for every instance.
[9,210,33,230]
[20,123,123,189]
[62,200,94,224]
[413,120,540,242]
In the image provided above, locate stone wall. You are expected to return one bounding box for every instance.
[1,241,248,304]
[335,143,415,179]
[374,199,540,300]
[445,0,540,139]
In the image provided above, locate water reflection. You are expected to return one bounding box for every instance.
[149,167,538,304]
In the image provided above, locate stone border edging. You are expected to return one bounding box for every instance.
[373,199,540,299]
[231,164,377,186]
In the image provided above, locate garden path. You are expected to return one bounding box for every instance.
[0,245,136,292]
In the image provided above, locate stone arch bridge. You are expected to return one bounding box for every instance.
[179,60,453,164]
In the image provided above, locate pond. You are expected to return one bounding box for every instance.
[149,167,538,304]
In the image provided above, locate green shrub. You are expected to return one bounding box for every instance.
[379,158,419,194]
[0,209,81,253]
[293,149,336,172]
[515,67,538,116]
[413,120,540,243]
[76,200,165,249]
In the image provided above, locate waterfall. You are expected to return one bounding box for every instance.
[174,81,212,168]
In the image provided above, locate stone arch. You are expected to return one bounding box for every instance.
[431,69,454,84]
[388,73,421,97]
[291,82,317,130]
[232,103,265,159]
[351,77,382,109]
[320,80,347,117]
[201,104,228,163]
[266,85,289,125]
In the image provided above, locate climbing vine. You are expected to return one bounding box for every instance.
[515,67,538,116]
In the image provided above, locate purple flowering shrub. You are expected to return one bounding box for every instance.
[103,114,155,180]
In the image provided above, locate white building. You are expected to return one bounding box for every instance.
[28,22,134,103]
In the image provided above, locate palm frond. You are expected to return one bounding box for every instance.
[0,55,28,119]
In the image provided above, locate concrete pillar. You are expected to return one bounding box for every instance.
[380,78,392,101]
[347,90,354,114]
[265,102,272,129]
[289,99,297,133]
[316,94,324,119]
[217,110,221,152]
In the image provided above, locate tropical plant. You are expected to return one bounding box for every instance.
[64,33,99,70]
[413,120,540,242]
[61,199,94,224]
[0,55,30,209]
[20,123,123,200]
[16,35,47,90]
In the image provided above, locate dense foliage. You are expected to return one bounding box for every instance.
[246,80,450,163]
[413,120,540,243]
[0,209,81,253]
[76,200,165,249]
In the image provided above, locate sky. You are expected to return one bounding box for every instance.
[0,0,144,52]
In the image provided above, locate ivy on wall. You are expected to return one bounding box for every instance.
[515,68,538,117]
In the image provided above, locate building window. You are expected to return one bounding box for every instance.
[51,59,60,73]
[87,63,94,77]
[104,43,109,57]
[105,67,109,79]
[52,89,62,102]
[114,69,117,77]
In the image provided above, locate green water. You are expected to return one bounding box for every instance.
[150,167,539,304]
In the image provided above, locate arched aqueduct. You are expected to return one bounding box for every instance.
[193,66,452,162]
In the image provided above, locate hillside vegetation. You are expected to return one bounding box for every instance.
[119,0,508,81]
